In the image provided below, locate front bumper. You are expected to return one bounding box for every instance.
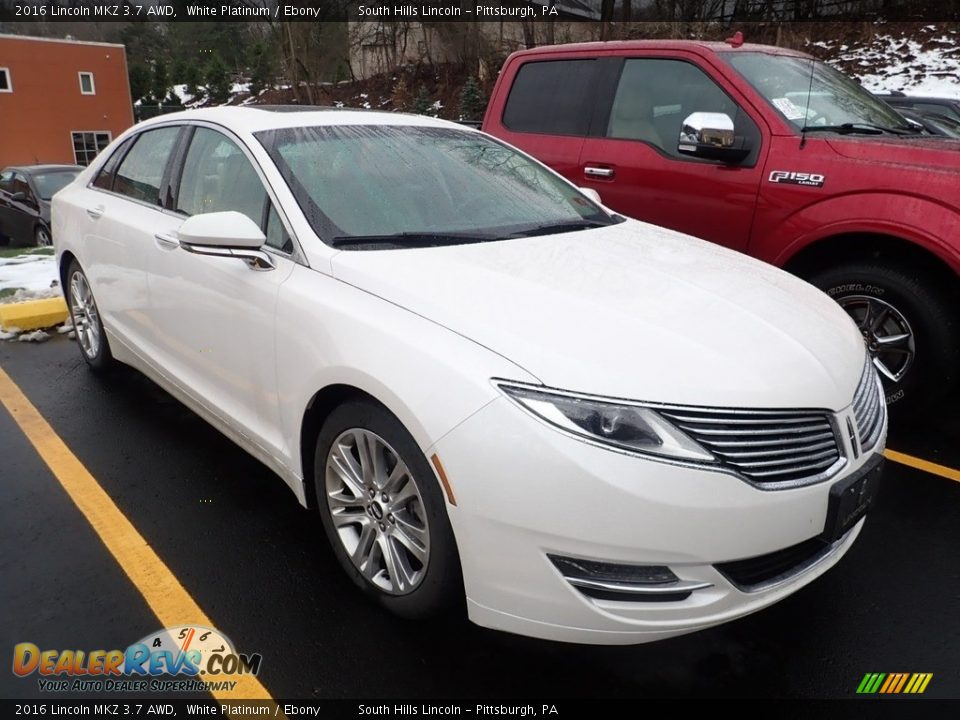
[431,396,883,645]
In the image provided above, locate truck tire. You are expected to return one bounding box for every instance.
[809,262,958,417]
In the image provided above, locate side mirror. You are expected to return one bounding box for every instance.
[10,191,26,202]
[177,211,265,249]
[175,211,274,272]
[579,187,603,205]
[678,112,751,163]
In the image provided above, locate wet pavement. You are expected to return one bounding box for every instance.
[1,336,958,700]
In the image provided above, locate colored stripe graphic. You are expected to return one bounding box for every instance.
[857,672,932,694]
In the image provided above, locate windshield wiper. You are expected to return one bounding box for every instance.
[801,123,913,136]
[508,219,610,239]
[331,231,500,249]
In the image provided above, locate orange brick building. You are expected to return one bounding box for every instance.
[0,34,134,167]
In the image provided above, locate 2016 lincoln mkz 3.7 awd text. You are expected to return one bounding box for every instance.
[52,107,886,645]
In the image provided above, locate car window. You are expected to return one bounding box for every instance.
[11,173,32,200]
[908,101,960,122]
[33,171,79,201]
[0,170,13,192]
[113,127,180,206]
[257,125,615,245]
[177,128,267,229]
[264,203,293,253]
[607,59,752,160]
[502,60,597,136]
[93,137,135,191]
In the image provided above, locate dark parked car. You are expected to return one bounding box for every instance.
[0,164,82,247]
[896,107,960,138]
[878,91,960,123]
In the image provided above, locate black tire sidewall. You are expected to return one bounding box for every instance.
[313,400,462,620]
[811,264,958,412]
[35,225,51,247]
[66,260,112,370]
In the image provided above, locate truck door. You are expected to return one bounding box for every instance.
[579,56,768,252]
[486,57,602,180]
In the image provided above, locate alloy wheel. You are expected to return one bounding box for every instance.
[35,227,52,247]
[324,428,430,595]
[837,294,915,383]
[69,271,101,360]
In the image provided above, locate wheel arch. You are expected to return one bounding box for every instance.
[783,232,959,291]
[59,250,79,290]
[299,384,402,511]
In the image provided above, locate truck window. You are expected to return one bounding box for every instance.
[502,60,596,137]
[608,59,753,159]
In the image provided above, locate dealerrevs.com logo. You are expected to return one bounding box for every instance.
[12,626,262,693]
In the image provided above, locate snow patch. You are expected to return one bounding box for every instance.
[0,253,59,295]
[813,26,960,98]
[17,329,50,343]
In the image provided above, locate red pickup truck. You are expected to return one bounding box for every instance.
[482,40,960,415]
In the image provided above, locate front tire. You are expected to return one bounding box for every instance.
[809,262,959,415]
[314,400,462,619]
[65,260,113,370]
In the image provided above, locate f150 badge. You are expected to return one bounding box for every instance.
[768,170,826,187]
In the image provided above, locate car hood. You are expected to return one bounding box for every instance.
[331,221,866,410]
[826,135,960,171]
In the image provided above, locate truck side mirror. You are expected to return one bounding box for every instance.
[678,112,751,163]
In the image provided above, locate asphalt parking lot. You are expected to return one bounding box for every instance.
[1,335,958,701]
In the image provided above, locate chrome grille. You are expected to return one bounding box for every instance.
[659,407,842,485]
[852,359,885,453]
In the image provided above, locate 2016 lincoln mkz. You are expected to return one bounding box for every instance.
[52,107,886,644]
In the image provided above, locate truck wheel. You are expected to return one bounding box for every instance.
[809,262,958,416]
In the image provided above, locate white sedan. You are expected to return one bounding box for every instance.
[52,107,886,644]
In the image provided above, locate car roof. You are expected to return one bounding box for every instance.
[4,164,83,174]
[506,39,812,60]
[134,106,468,135]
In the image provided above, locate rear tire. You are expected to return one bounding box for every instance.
[314,399,462,620]
[808,262,958,416]
[34,225,52,248]
[65,260,114,371]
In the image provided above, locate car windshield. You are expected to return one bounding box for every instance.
[33,170,79,200]
[724,52,912,133]
[256,125,618,248]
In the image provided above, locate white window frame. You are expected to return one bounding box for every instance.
[71,130,112,166]
[0,67,12,93]
[78,71,96,95]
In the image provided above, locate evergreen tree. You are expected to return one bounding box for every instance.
[390,76,412,112]
[411,86,432,116]
[183,63,205,103]
[458,76,486,121]
[128,63,151,104]
[205,54,232,105]
[151,59,170,104]
[248,41,273,98]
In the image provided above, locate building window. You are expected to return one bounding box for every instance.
[0,68,11,93]
[72,131,112,166]
[79,71,96,95]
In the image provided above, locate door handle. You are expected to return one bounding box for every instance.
[86,205,105,219]
[584,166,615,179]
[154,233,180,249]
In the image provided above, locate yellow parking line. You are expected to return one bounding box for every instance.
[0,365,279,707]
[885,449,960,484]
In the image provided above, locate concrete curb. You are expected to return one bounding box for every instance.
[0,297,69,332]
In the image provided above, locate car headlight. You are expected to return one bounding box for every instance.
[498,383,716,463]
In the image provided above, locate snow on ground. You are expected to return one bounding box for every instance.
[0,252,60,296]
[813,24,960,98]
[0,250,64,341]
